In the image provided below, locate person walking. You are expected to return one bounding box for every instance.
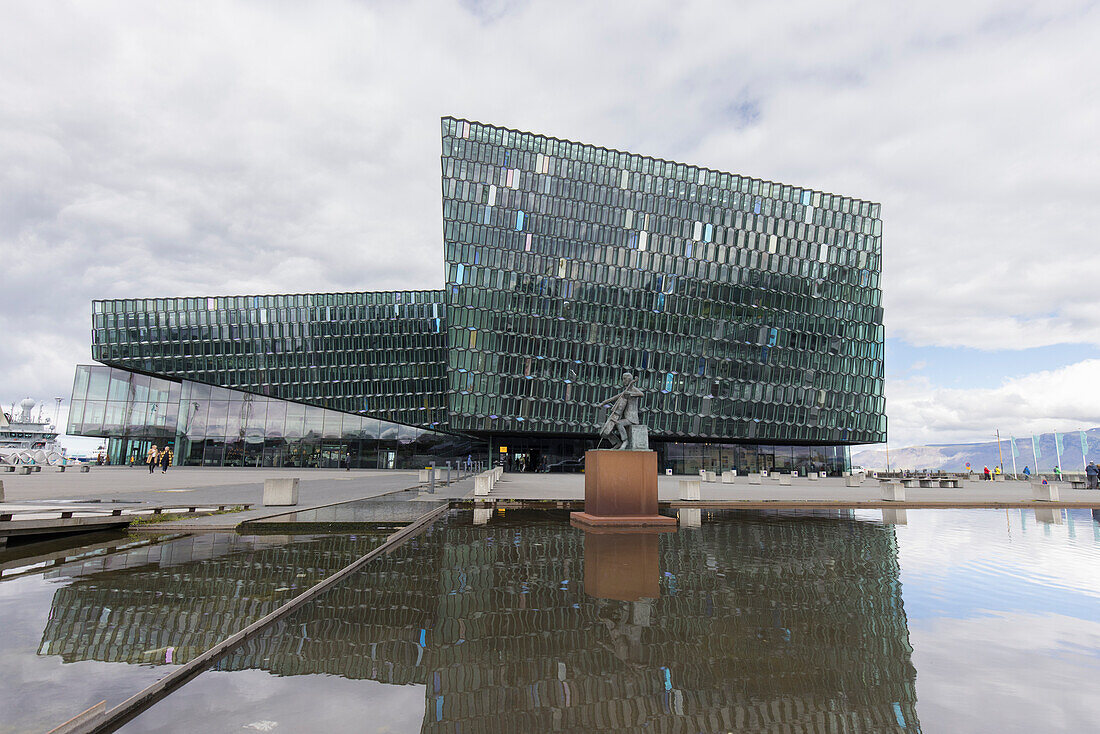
[1023,465,1031,478]
[1053,465,1062,480]
[159,446,172,473]
[1087,461,1098,490]
[146,445,158,474]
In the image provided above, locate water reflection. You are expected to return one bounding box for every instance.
[37,533,385,667]
[90,510,923,733]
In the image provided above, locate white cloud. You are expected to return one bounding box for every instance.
[884,358,1100,447]
[1,0,1099,422]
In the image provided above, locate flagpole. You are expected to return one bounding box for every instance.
[1055,431,1063,476]
[1010,436,1018,479]
[996,429,1004,475]
[1081,430,1089,473]
[1032,436,1039,476]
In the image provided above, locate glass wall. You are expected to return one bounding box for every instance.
[90,290,448,429]
[656,441,849,476]
[69,366,479,468]
[441,117,885,445]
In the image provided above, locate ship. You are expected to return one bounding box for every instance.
[1,398,67,466]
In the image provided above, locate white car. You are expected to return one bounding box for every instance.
[851,465,867,476]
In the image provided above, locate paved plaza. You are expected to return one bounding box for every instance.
[4,467,1098,534]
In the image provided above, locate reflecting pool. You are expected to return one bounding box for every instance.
[3,509,1099,733]
[0,532,385,733]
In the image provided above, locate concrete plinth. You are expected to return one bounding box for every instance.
[845,474,862,487]
[473,506,492,525]
[778,473,792,486]
[881,482,905,501]
[474,475,492,496]
[679,479,701,501]
[721,472,736,484]
[570,450,676,529]
[1031,482,1059,502]
[418,469,431,483]
[18,466,31,475]
[0,480,4,502]
[703,470,717,483]
[808,473,818,481]
[263,477,299,506]
[748,473,762,485]
[79,465,90,473]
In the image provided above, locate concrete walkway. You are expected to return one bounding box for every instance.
[472,472,1100,507]
[0,467,476,533]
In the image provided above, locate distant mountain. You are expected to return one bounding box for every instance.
[851,427,1100,472]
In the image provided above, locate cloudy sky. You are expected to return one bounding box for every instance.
[3,0,1099,450]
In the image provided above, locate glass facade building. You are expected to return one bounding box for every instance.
[71,117,884,472]
[69,365,472,468]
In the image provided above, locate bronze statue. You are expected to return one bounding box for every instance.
[597,372,645,449]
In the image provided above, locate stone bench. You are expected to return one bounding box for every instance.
[1069,479,1086,490]
[79,465,91,473]
[18,466,32,475]
[938,478,961,488]
[918,479,936,488]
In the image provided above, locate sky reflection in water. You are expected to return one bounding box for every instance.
[1,509,1098,733]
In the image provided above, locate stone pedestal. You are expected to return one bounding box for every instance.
[679,479,700,501]
[845,474,862,487]
[570,450,677,529]
[263,477,299,506]
[1031,482,1059,501]
[778,473,792,486]
[721,472,736,484]
[474,474,493,496]
[702,470,716,483]
[748,473,762,485]
[881,482,905,501]
[582,528,666,601]
[80,465,90,473]
[808,473,818,481]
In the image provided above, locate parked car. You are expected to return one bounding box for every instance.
[851,465,867,475]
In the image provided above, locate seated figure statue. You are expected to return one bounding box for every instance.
[596,373,648,450]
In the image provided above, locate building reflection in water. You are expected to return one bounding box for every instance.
[40,510,922,732]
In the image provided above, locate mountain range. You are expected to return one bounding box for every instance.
[851,427,1100,472]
